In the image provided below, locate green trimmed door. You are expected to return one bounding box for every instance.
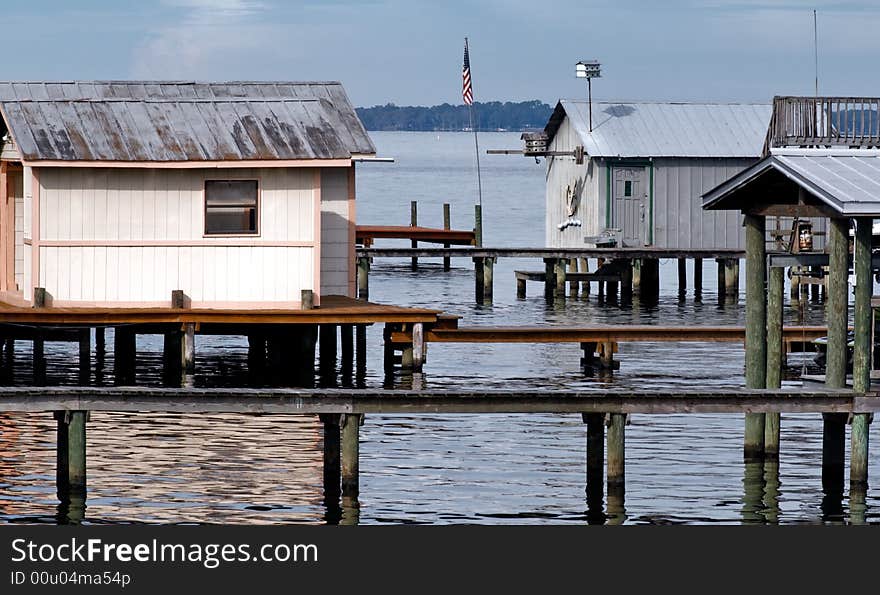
[611,165,648,247]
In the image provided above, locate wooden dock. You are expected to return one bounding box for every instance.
[356,246,745,304]
[3,386,877,525]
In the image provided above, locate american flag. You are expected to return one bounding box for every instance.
[462,39,473,106]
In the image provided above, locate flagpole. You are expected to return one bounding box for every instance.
[464,37,484,247]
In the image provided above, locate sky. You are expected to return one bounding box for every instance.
[4,1,880,107]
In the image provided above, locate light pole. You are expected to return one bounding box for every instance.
[576,60,601,132]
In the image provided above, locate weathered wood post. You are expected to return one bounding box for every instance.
[554,259,567,298]
[357,256,370,300]
[301,289,314,311]
[78,329,91,384]
[631,258,641,295]
[693,257,703,301]
[483,257,495,303]
[341,413,363,502]
[32,336,45,385]
[474,257,485,304]
[579,257,591,295]
[569,258,579,297]
[474,204,483,247]
[181,323,195,376]
[443,203,451,271]
[716,258,726,304]
[639,258,660,304]
[620,259,633,305]
[678,258,687,299]
[355,325,367,380]
[725,259,740,300]
[113,327,136,385]
[320,413,341,507]
[583,413,605,523]
[607,413,626,519]
[823,217,849,495]
[33,286,47,308]
[516,276,527,299]
[790,267,801,302]
[744,214,767,460]
[410,200,418,271]
[543,258,556,301]
[56,410,87,503]
[383,324,396,374]
[851,217,872,488]
[412,322,425,373]
[765,265,784,458]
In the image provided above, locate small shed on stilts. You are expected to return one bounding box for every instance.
[703,95,880,495]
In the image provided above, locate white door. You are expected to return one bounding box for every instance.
[612,166,648,247]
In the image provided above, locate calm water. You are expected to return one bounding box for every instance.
[0,132,877,525]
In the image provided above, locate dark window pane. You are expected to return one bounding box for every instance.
[624,180,632,197]
[205,180,258,234]
[206,180,258,206]
[206,207,257,235]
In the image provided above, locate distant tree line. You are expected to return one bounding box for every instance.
[355,100,553,131]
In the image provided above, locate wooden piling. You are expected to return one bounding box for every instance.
[483,257,495,303]
[247,333,266,377]
[95,328,105,358]
[851,217,872,487]
[716,259,726,304]
[543,258,555,301]
[474,204,483,247]
[743,214,767,460]
[321,413,341,505]
[357,256,370,300]
[410,200,418,271]
[182,323,195,374]
[56,410,87,499]
[607,413,625,490]
[442,203,451,271]
[583,413,605,523]
[631,258,641,294]
[113,327,136,385]
[355,325,367,379]
[569,258,579,297]
[678,258,687,299]
[639,258,659,303]
[765,266,784,458]
[791,268,801,302]
[810,265,821,302]
[383,324,395,374]
[341,413,362,500]
[474,257,485,304]
[823,217,849,492]
[620,260,633,304]
[693,258,703,301]
[579,258,590,295]
[725,259,739,299]
[32,336,45,385]
[412,322,425,372]
[554,259,567,298]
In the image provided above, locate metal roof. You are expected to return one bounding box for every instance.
[0,81,375,162]
[545,100,772,158]
[702,148,880,216]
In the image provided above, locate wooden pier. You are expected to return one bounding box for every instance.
[356,246,744,304]
[2,386,876,525]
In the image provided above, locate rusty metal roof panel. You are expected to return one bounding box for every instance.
[0,81,375,162]
[547,100,772,158]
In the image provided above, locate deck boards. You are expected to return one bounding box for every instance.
[0,387,873,414]
[0,295,441,326]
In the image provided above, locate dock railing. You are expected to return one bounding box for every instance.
[764,95,880,155]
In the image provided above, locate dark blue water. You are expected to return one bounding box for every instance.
[0,132,876,524]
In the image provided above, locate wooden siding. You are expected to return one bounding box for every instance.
[32,166,327,305]
[320,168,352,296]
[652,158,752,249]
[12,172,23,291]
[545,115,600,247]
